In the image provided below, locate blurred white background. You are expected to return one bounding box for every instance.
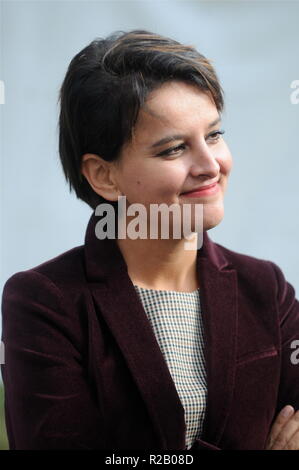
[1,0,299,350]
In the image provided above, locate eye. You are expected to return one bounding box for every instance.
[157,144,186,157]
[155,129,225,157]
[207,129,225,143]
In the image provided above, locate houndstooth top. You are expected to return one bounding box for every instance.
[133,284,207,450]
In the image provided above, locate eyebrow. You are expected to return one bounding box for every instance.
[148,116,222,149]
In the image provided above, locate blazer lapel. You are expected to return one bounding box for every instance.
[196,249,238,446]
[84,211,186,449]
[84,210,238,449]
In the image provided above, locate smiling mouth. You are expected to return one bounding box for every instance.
[180,182,220,197]
[181,181,218,194]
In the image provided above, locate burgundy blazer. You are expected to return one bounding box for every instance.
[1,210,299,450]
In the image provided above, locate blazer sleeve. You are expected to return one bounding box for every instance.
[1,270,105,450]
[270,261,299,414]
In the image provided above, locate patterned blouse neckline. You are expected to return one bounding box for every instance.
[133,284,200,294]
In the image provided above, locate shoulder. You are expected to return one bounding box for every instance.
[2,245,87,313]
[211,238,287,294]
[211,238,296,304]
[212,238,277,273]
[1,245,91,356]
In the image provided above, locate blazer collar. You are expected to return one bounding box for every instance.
[84,210,232,282]
[84,210,238,449]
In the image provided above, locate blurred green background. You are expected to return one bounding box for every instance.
[0,384,9,449]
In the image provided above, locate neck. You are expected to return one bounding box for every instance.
[116,233,199,293]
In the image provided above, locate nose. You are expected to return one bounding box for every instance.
[189,142,220,179]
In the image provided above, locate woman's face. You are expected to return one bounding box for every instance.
[112,80,233,233]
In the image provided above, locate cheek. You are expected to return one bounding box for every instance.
[119,167,161,202]
[219,145,233,175]
[149,165,185,197]
[130,164,183,197]
[226,153,233,174]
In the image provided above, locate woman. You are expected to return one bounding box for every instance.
[1,29,299,450]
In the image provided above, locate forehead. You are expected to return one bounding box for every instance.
[137,81,218,133]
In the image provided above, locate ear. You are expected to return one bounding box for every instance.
[81,153,122,202]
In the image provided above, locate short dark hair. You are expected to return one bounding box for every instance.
[58,29,225,210]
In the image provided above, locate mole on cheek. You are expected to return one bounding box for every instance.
[136,181,141,185]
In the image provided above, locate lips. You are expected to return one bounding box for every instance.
[181,182,218,195]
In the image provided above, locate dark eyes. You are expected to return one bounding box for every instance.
[156,130,225,157]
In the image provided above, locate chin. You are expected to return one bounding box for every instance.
[177,197,225,234]
[203,212,224,231]
[199,204,225,232]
